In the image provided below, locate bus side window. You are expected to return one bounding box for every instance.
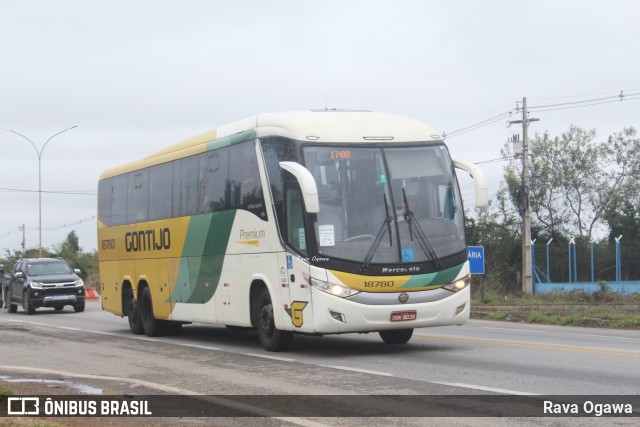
[285,186,308,256]
[128,170,149,223]
[149,162,173,221]
[111,174,129,226]
[229,142,267,219]
[98,178,113,226]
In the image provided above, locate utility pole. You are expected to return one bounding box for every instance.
[509,97,539,295]
[21,224,26,254]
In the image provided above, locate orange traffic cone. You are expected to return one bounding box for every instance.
[85,286,99,300]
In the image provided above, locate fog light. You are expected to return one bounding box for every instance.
[455,303,466,316]
[33,292,39,297]
[329,310,346,323]
[78,289,83,294]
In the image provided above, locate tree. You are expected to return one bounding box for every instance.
[52,230,98,282]
[502,126,640,242]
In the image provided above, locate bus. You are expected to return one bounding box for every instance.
[97,110,488,351]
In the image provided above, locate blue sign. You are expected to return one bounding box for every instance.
[287,255,293,269]
[467,246,485,274]
[401,248,415,262]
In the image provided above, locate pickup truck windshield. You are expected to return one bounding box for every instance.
[26,261,73,276]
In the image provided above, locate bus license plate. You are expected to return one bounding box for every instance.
[390,311,416,322]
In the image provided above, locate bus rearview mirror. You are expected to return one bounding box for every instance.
[279,161,320,214]
[453,159,489,208]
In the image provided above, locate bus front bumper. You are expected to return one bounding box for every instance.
[310,285,470,334]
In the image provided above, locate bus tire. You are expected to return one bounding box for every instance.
[257,288,293,352]
[379,328,413,344]
[127,297,144,335]
[140,286,168,337]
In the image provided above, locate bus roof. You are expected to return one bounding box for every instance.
[100,110,441,179]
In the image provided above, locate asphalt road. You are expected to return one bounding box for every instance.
[1,299,639,425]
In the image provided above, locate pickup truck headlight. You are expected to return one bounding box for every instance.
[443,274,471,292]
[310,277,360,298]
[28,281,43,289]
[75,279,84,287]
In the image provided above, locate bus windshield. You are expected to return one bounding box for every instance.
[303,144,465,265]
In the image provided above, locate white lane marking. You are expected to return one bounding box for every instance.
[58,326,81,331]
[467,324,640,341]
[432,381,539,396]
[242,353,296,362]
[0,365,199,395]
[92,330,223,351]
[321,365,393,377]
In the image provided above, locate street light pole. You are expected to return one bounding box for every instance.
[1,125,78,257]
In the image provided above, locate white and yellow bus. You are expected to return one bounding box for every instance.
[97,110,487,351]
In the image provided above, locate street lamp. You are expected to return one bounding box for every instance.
[1,125,78,257]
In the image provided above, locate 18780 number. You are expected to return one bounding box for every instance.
[363,281,395,288]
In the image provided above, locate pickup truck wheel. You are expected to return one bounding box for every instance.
[74,300,85,313]
[5,287,17,313]
[54,305,64,311]
[22,291,36,315]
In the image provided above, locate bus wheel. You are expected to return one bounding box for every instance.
[257,288,293,352]
[140,287,167,337]
[127,297,144,335]
[379,328,413,344]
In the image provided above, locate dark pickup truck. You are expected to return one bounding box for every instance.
[3,258,85,314]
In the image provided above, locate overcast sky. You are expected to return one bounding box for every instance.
[1,0,638,254]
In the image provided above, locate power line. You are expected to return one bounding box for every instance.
[0,187,96,196]
[26,215,96,231]
[0,215,96,239]
[443,89,640,140]
[474,156,514,165]
[528,95,640,113]
[444,110,515,139]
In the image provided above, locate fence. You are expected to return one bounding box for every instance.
[531,238,640,295]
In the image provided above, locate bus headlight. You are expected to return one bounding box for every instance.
[443,274,470,292]
[310,278,360,298]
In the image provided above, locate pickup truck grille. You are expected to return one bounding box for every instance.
[41,282,76,288]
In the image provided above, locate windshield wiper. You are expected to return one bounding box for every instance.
[360,194,393,272]
[402,189,442,269]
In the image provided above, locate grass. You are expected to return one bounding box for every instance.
[0,384,13,396]
[472,288,640,329]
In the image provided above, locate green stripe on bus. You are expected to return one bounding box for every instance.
[205,129,257,151]
[399,263,464,289]
[168,210,237,304]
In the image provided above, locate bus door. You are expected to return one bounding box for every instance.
[280,184,314,333]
